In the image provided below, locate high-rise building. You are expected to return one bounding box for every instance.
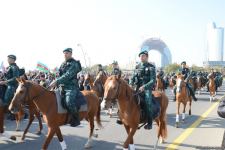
[204,22,224,66]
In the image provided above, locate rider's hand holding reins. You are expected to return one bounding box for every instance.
[49,80,57,90]
[139,86,145,92]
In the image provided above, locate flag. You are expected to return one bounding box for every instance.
[36,62,49,73]
[0,61,6,73]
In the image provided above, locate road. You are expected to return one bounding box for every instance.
[1,83,225,150]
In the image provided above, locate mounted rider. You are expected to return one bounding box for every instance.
[173,61,198,101]
[130,51,156,130]
[111,60,122,76]
[157,68,167,89]
[0,55,20,107]
[49,48,82,127]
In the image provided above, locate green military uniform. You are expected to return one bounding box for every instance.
[56,48,82,126]
[130,51,156,129]
[3,55,20,106]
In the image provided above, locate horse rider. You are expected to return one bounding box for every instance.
[157,68,167,89]
[97,64,107,76]
[130,51,156,130]
[0,55,20,120]
[173,61,198,102]
[207,68,217,92]
[49,48,82,127]
[111,60,122,76]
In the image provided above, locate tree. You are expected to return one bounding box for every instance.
[164,63,180,74]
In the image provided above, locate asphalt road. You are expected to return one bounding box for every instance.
[1,84,225,150]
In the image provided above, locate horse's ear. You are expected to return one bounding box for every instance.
[116,74,121,80]
[16,78,21,83]
[21,78,26,83]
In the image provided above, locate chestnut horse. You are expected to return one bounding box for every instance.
[155,73,165,92]
[9,78,101,150]
[175,74,192,128]
[103,75,168,150]
[208,73,216,102]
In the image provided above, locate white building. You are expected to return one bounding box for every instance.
[204,22,224,67]
[207,22,224,61]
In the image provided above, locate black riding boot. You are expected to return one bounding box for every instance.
[70,113,80,127]
[207,83,209,92]
[144,116,153,130]
[189,87,197,101]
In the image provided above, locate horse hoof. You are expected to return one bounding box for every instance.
[160,138,165,144]
[16,129,21,132]
[84,144,92,149]
[109,114,112,118]
[175,122,179,128]
[10,136,17,141]
[93,134,98,138]
[35,131,42,135]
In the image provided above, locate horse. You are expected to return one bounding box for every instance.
[208,73,216,102]
[103,75,168,150]
[16,101,43,141]
[196,75,204,95]
[155,73,165,92]
[175,73,192,128]
[9,78,102,150]
[84,71,118,118]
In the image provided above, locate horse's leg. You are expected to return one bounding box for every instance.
[123,125,137,150]
[34,110,43,135]
[182,102,187,123]
[189,97,192,116]
[0,106,4,133]
[85,115,94,149]
[175,101,180,128]
[42,127,56,150]
[21,111,35,140]
[56,127,67,150]
[15,107,24,131]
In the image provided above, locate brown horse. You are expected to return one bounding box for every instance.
[9,78,102,150]
[155,73,165,92]
[103,75,168,150]
[175,74,192,128]
[208,73,216,102]
[196,75,204,95]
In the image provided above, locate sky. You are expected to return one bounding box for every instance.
[0,0,225,70]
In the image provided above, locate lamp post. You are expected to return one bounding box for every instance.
[77,43,87,68]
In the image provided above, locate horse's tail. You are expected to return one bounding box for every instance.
[159,93,168,139]
[96,99,102,128]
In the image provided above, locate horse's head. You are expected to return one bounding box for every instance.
[103,75,122,101]
[93,71,108,97]
[84,73,94,86]
[8,78,32,114]
[176,74,185,93]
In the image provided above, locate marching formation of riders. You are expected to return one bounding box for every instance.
[0,48,224,129]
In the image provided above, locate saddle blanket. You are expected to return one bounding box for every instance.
[55,89,87,114]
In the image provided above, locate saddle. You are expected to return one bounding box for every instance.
[135,92,160,124]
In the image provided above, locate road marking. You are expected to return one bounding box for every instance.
[166,96,224,150]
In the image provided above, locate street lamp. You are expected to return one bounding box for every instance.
[77,43,87,68]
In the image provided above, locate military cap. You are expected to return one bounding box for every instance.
[181,61,186,65]
[138,51,148,57]
[63,48,73,53]
[8,54,16,60]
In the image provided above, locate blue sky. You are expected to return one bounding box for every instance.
[0,0,225,70]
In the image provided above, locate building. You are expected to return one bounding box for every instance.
[204,22,224,67]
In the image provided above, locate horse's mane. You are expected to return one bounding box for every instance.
[25,80,54,95]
